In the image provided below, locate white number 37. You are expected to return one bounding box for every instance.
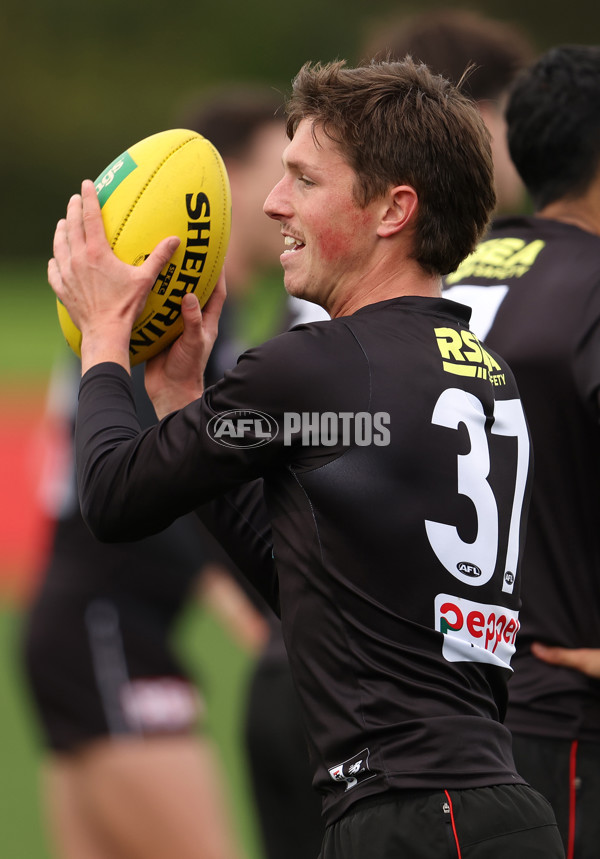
[425,389,529,594]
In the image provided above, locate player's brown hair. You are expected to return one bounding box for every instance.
[285,58,495,276]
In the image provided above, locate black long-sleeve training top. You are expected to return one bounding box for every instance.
[76,295,531,823]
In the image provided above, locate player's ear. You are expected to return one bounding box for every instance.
[377,185,418,237]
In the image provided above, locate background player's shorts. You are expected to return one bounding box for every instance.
[23,585,203,752]
[20,506,208,753]
[319,784,564,859]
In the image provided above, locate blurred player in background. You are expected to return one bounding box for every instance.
[443,45,600,858]
[362,8,536,214]
[22,357,247,859]
[20,88,309,859]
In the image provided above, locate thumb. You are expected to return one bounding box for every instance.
[142,236,180,281]
[180,291,203,339]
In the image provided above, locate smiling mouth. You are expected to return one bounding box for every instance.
[283,236,305,253]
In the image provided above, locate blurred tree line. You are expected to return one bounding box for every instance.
[1,0,597,261]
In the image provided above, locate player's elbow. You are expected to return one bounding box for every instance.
[77,459,139,542]
[80,499,129,543]
[79,482,167,543]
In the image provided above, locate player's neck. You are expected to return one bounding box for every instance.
[538,180,600,237]
[329,263,442,319]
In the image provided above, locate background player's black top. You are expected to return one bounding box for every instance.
[75,295,531,823]
[444,215,600,743]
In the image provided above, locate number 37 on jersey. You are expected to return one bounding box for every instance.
[425,382,530,669]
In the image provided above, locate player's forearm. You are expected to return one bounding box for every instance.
[80,321,133,375]
[532,641,600,678]
[149,381,204,420]
[75,363,255,543]
[76,364,148,539]
[76,362,204,544]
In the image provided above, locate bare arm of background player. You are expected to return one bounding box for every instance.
[532,642,600,679]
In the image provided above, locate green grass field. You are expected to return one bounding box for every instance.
[0,260,263,859]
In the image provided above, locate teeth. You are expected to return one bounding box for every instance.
[284,236,304,252]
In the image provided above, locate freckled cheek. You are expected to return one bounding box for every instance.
[315,212,370,262]
[315,229,353,262]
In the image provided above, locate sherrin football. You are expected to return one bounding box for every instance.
[56,128,231,366]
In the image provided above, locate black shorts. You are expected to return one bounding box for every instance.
[22,586,204,752]
[319,784,564,859]
[512,733,600,859]
[21,512,207,752]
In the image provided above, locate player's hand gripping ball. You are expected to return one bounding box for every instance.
[56,129,231,365]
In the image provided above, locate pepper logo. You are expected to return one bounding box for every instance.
[435,593,520,670]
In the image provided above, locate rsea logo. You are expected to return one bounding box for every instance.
[434,326,505,385]
[446,236,546,284]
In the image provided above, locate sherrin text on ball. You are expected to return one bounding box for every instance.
[56,128,232,365]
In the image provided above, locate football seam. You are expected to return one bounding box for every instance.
[110,134,201,248]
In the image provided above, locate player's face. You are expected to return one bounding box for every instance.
[263,119,383,314]
[479,100,526,214]
[229,121,288,292]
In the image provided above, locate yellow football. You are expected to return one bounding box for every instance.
[56,128,231,366]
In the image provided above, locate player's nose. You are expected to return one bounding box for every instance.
[264,176,291,221]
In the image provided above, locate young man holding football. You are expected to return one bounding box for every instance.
[48,58,564,858]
